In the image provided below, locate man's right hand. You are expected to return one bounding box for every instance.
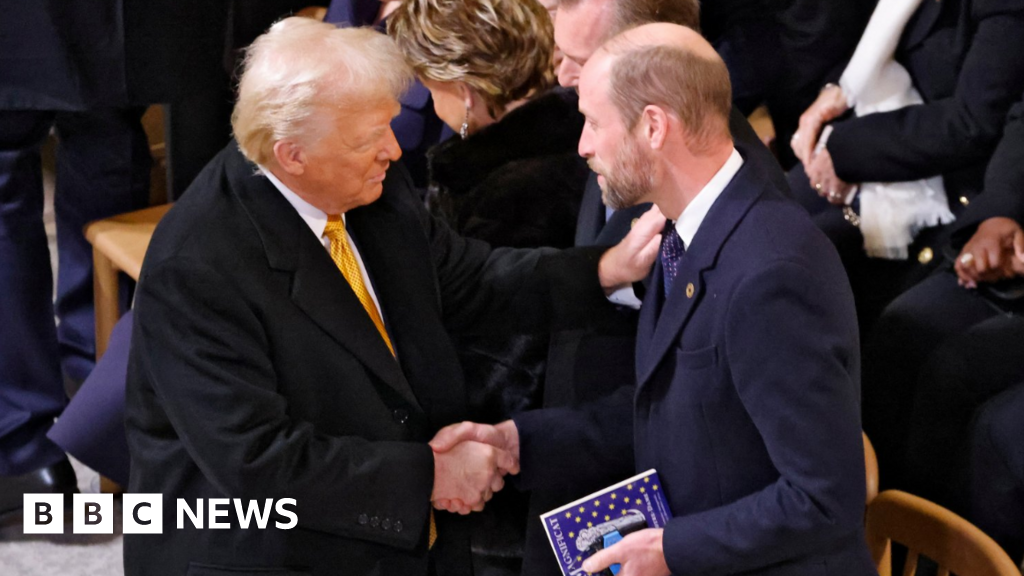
[432,439,515,514]
[955,217,1024,288]
[598,206,665,293]
[430,421,521,514]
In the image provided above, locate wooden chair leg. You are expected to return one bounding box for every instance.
[100,477,123,494]
[93,247,119,360]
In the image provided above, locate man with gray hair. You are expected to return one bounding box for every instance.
[124,17,659,576]
[434,23,874,576]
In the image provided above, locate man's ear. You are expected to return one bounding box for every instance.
[639,105,669,151]
[272,139,306,175]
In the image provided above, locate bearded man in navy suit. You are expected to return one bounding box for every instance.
[433,23,874,576]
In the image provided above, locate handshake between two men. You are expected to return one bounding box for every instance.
[427,207,668,515]
[430,420,521,515]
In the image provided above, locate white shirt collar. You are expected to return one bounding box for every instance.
[674,147,743,248]
[259,165,339,238]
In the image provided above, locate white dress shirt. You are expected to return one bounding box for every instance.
[260,166,384,315]
[608,147,743,308]
[674,147,743,248]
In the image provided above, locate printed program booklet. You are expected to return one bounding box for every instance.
[540,469,673,576]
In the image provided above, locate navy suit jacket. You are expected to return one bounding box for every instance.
[518,154,874,575]
[1,1,128,110]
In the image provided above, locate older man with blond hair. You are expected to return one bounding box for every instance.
[124,17,659,576]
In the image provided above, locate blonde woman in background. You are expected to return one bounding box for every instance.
[390,1,589,574]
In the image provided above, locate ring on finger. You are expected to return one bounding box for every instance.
[814,182,823,192]
[828,191,842,201]
[959,253,975,266]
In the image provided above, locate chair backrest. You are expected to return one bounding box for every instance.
[863,431,879,506]
[865,490,1021,576]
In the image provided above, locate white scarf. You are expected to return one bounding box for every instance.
[838,0,955,259]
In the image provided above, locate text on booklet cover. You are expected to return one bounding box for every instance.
[540,469,672,576]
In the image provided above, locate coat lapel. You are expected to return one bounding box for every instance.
[346,176,466,426]
[288,245,421,410]
[575,173,606,246]
[635,163,767,388]
[227,147,421,410]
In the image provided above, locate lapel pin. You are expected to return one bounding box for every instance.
[686,283,695,298]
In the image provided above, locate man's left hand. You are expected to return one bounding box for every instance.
[580,528,670,576]
[806,148,855,206]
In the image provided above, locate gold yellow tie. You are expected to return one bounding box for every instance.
[323,216,436,548]
[323,215,395,356]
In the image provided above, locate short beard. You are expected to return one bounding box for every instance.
[594,135,655,210]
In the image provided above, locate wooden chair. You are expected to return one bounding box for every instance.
[82,203,171,493]
[865,490,1021,576]
[85,203,172,360]
[864,431,879,506]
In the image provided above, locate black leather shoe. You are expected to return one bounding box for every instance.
[0,457,78,519]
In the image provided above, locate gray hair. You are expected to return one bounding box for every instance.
[232,17,412,165]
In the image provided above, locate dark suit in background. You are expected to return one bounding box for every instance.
[124,0,310,197]
[891,110,1024,551]
[0,1,151,479]
[969,378,1024,564]
[826,0,1024,204]
[125,142,605,576]
[863,93,1024,497]
[700,0,782,116]
[700,0,877,167]
[0,0,307,485]
[517,153,873,575]
[767,0,877,168]
[789,0,1024,332]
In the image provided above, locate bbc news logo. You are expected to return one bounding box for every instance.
[23,494,297,534]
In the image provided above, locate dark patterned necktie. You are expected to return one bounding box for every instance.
[661,222,685,296]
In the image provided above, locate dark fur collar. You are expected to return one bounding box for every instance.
[428,87,585,197]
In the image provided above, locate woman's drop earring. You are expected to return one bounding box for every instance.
[460,105,470,139]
